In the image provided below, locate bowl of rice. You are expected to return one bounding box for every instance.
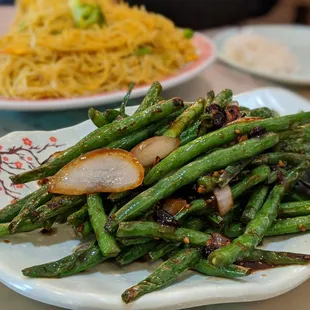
[214,25,310,85]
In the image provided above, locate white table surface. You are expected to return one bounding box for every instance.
[0,5,310,310]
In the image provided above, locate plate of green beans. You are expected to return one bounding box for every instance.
[0,83,310,310]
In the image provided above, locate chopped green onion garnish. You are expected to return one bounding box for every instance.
[70,0,105,29]
[183,28,194,39]
[134,47,153,56]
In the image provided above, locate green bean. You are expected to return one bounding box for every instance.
[175,199,209,221]
[117,221,212,246]
[145,112,310,185]
[266,168,288,185]
[73,221,93,239]
[278,124,310,142]
[246,107,274,118]
[107,133,278,230]
[179,120,200,146]
[43,216,57,231]
[122,248,201,303]
[88,108,121,127]
[239,106,250,113]
[252,152,309,166]
[134,81,162,114]
[183,217,205,231]
[11,98,183,184]
[242,249,310,266]
[9,187,53,234]
[0,185,48,224]
[222,201,244,227]
[231,165,271,199]
[67,204,88,226]
[241,186,269,223]
[285,192,310,202]
[223,222,244,238]
[213,89,233,108]
[87,194,120,257]
[164,98,206,138]
[224,214,310,238]
[193,259,250,278]
[0,221,42,237]
[207,212,224,225]
[265,215,310,236]
[56,206,81,224]
[118,237,153,246]
[275,141,310,154]
[108,191,131,203]
[196,91,215,136]
[218,159,252,188]
[278,201,310,218]
[149,241,181,261]
[119,83,135,116]
[34,195,86,222]
[116,241,158,265]
[197,175,218,193]
[22,242,106,278]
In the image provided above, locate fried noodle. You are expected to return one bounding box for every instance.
[0,0,197,99]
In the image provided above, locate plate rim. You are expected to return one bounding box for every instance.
[0,32,216,111]
[214,24,310,85]
[1,87,310,310]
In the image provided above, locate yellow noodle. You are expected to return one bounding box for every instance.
[0,0,197,100]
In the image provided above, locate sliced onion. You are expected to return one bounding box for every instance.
[48,148,144,195]
[131,136,180,168]
[162,198,188,216]
[230,100,239,106]
[226,117,263,126]
[214,185,234,216]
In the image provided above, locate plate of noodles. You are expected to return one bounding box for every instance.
[0,0,216,111]
[214,25,310,85]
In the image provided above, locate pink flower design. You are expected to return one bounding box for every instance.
[0,137,65,200]
[15,161,23,169]
[22,138,32,146]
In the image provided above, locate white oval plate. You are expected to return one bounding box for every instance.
[0,87,310,310]
[0,33,215,111]
[214,25,310,85]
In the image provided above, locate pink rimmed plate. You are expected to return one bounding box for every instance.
[0,33,215,111]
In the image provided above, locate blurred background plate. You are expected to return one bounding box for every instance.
[0,33,215,112]
[214,25,310,85]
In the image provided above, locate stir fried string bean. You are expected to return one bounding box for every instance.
[2,87,310,304]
